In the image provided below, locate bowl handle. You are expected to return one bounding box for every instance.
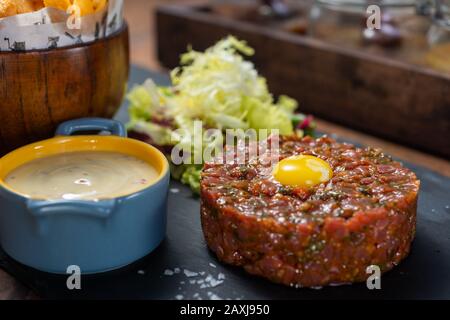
[55,118,127,137]
[26,199,117,236]
[27,199,117,219]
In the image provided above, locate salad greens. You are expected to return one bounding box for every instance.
[127,36,315,194]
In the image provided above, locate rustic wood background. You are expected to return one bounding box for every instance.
[156,3,450,158]
[1,0,449,300]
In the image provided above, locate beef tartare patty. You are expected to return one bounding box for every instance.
[200,136,420,287]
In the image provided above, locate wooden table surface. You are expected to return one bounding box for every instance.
[1,0,449,300]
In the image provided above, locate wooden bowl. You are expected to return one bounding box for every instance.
[0,24,130,156]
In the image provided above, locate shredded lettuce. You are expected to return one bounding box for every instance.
[127,36,314,194]
[180,165,202,195]
[127,119,173,146]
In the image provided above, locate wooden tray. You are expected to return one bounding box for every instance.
[0,66,449,300]
[155,3,450,158]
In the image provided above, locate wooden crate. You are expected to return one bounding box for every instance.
[156,3,450,158]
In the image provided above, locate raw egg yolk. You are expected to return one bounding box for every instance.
[273,155,333,188]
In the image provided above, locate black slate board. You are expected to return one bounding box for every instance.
[1,66,449,300]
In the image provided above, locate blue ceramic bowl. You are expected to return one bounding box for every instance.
[0,118,170,274]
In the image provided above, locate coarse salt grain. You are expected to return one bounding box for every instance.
[209,279,223,288]
[184,269,199,277]
[207,292,222,300]
[164,269,174,276]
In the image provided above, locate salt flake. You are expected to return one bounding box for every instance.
[164,269,174,276]
[184,269,199,277]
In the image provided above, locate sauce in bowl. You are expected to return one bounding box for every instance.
[5,151,159,200]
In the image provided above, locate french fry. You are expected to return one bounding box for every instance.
[43,0,71,11]
[73,0,94,16]
[15,0,36,14]
[1,0,104,19]
[0,0,17,18]
[92,0,106,12]
[32,0,45,10]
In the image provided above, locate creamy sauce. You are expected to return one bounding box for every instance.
[5,151,159,200]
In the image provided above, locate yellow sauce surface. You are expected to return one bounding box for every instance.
[5,151,159,200]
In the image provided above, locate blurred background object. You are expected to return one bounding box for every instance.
[130,0,450,71]
[426,0,450,71]
[310,0,415,45]
[155,0,450,159]
[308,0,434,64]
[122,0,449,165]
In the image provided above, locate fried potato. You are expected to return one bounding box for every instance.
[73,0,95,16]
[15,0,36,14]
[43,0,71,11]
[92,0,106,12]
[32,0,44,10]
[0,0,17,18]
[0,0,103,18]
